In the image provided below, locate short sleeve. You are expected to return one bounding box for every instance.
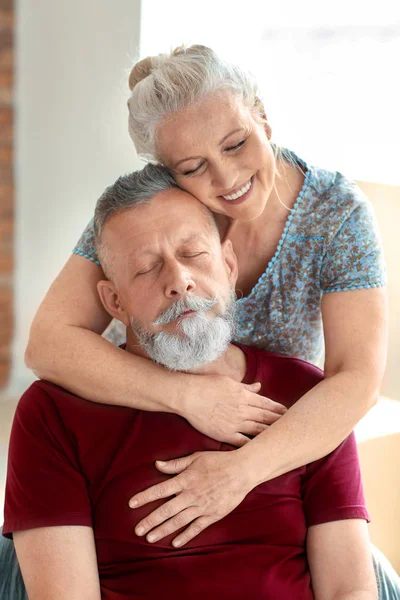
[302,432,370,527]
[72,217,100,266]
[320,196,386,294]
[2,383,92,538]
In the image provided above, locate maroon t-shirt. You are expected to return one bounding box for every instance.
[3,346,369,599]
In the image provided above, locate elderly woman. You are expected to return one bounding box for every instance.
[2,45,399,598]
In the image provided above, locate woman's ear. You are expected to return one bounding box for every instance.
[97,280,130,327]
[254,96,272,139]
[221,238,239,288]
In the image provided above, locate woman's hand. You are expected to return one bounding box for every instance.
[130,450,254,547]
[179,375,286,447]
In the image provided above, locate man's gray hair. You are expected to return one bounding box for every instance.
[94,162,177,241]
[94,162,218,279]
[94,163,177,278]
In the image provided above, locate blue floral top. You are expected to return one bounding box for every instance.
[73,151,386,365]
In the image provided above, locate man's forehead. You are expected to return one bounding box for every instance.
[131,229,213,259]
[111,190,214,233]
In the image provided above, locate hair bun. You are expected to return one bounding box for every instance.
[172,44,214,59]
[128,56,154,91]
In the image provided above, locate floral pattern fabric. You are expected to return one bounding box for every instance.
[73,151,386,364]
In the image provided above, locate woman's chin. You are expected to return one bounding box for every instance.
[225,196,267,222]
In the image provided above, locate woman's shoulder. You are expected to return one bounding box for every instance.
[298,152,368,210]
[73,217,100,265]
[288,150,374,238]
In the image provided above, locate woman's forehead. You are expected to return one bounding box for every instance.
[156,94,252,163]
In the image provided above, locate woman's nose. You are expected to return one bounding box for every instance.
[209,160,238,192]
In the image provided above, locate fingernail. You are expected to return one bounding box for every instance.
[136,527,145,536]
[156,461,167,466]
[147,534,156,543]
[173,539,182,547]
[129,500,138,508]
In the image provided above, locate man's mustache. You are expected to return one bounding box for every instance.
[153,296,217,326]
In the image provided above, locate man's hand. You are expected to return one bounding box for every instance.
[180,376,286,447]
[130,450,253,547]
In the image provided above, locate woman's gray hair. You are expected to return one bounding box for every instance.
[127,45,262,161]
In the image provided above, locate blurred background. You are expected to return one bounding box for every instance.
[0,0,399,572]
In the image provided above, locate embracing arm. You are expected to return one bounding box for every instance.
[14,526,101,600]
[129,287,388,546]
[25,254,184,412]
[25,254,283,444]
[240,286,388,484]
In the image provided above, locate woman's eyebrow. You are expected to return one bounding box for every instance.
[174,155,202,169]
[218,127,246,146]
[173,128,246,168]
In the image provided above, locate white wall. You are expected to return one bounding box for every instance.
[11,0,142,390]
[357,181,400,401]
[140,0,400,186]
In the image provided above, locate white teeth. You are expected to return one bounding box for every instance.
[222,179,252,201]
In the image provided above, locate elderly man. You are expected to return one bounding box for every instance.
[3,164,376,599]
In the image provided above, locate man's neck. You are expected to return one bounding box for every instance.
[125,328,247,383]
[188,342,246,382]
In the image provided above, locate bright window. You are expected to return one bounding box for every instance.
[140,0,400,183]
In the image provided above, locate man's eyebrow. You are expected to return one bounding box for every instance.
[174,232,208,247]
[126,249,156,270]
[173,128,246,168]
[127,234,207,265]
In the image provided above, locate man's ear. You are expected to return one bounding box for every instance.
[97,280,130,327]
[220,239,238,287]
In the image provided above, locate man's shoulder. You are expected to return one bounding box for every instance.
[19,379,75,408]
[15,380,104,430]
[17,380,136,426]
[241,344,323,375]
[257,348,320,366]
[239,345,323,407]
[13,381,73,429]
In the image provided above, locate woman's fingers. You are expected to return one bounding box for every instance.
[155,453,199,474]
[129,476,183,509]
[131,450,252,545]
[134,495,192,538]
[249,392,287,415]
[245,406,285,425]
[144,507,199,544]
[172,516,214,548]
[244,382,262,393]
[228,433,251,447]
[240,421,269,436]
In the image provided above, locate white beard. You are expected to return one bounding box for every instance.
[130,290,236,371]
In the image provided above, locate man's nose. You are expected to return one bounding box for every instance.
[164,263,196,298]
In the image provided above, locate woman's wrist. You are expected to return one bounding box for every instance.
[229,446,262,495]
[235,434,274,489]
[160,370,196,417]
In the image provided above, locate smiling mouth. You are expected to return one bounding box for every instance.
[219,177,253,204]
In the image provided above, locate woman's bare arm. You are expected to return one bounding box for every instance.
[25,254,284,444]
[127,287,388,547]
[240,286,388,482]
[25,255,182,412]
